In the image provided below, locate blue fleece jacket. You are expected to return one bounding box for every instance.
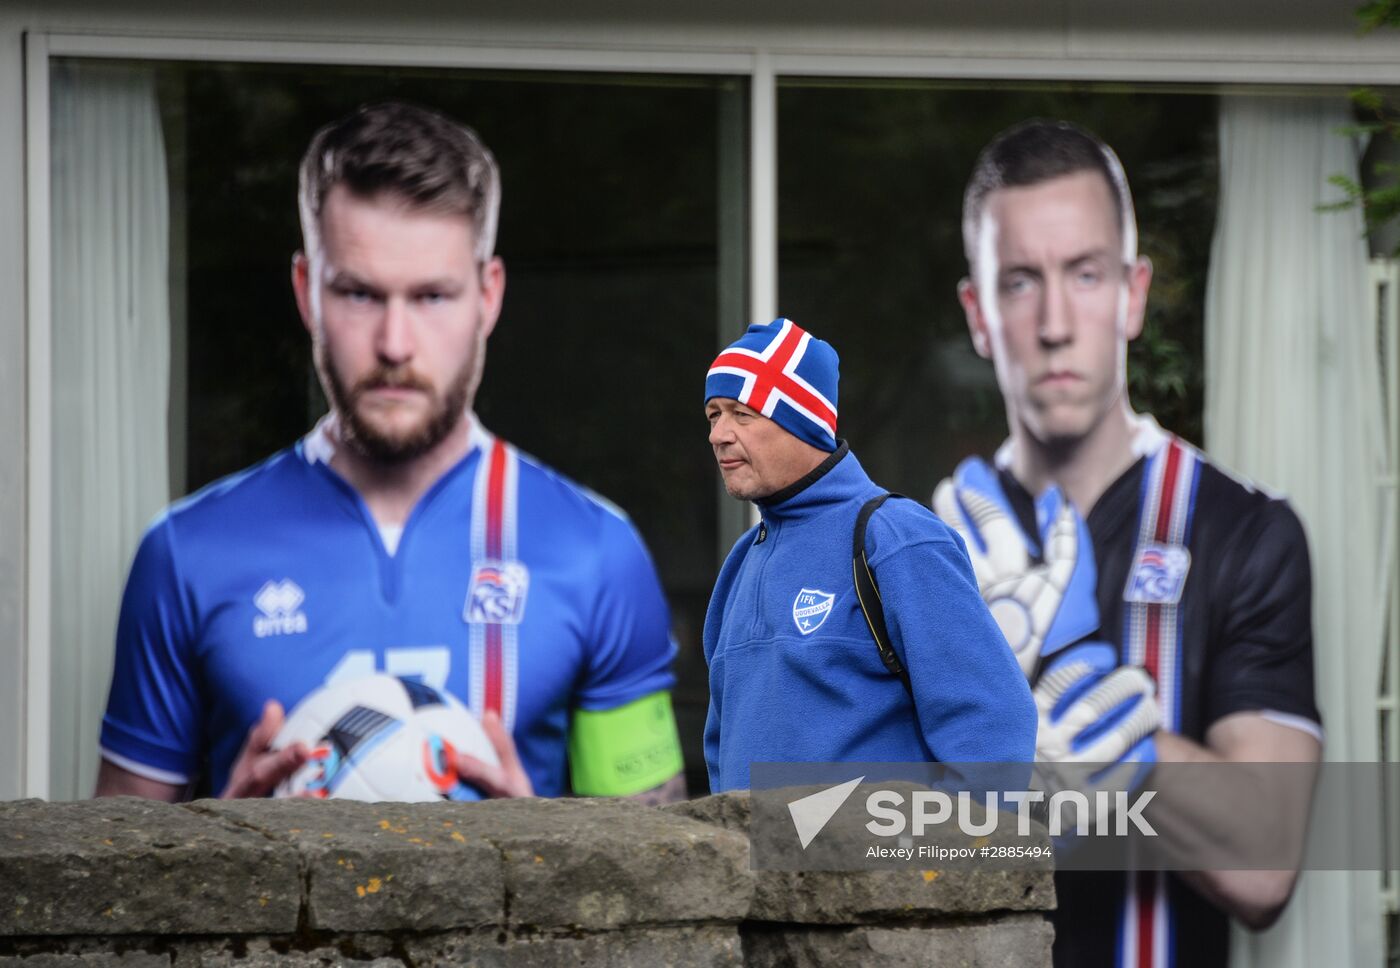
[703,443,1036,792]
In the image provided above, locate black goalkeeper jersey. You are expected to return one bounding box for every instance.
[999,426,1320,968]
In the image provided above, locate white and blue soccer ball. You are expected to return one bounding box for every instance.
[272,673,499,802]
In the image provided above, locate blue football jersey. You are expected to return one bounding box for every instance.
[100,419,676,797]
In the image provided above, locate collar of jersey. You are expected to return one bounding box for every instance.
[299,409,493,466]
[992,412,1168,472]
[756,441,874,526]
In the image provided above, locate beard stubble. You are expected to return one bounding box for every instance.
[317,337,482,464]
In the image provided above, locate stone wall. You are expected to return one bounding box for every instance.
[1,794,1053,966]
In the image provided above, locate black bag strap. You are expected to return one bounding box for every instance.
[852,492,913,698]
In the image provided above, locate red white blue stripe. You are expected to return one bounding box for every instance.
[469,427,521,730]
[1118,433,1201,968]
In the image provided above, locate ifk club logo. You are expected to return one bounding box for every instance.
[792,588,835,635]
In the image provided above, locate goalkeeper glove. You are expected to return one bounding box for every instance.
[932,457,1098,677]
[1031,643,1161,842]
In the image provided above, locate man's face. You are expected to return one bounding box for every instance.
[292,185,505,463]
[705,397,824,501]
[959,169,1151,447]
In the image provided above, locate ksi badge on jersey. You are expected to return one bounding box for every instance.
[1123,543,1191,605]
[465,560,530,625]
[792,588,835,636]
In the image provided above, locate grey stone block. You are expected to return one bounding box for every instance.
[0,956,168,968]
[172,940,402,968]
[166,938,399,968]
[193,799,503,934]
[661,792,752,833]
[404,925,742,967]
[750,868,1054,923]
[0,798,299,936]
[470,798,751,931]
[666,792,1055,922]
[199,796,751,935]
[744,913,1054,967]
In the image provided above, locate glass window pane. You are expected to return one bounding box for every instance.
[51,58,745,798]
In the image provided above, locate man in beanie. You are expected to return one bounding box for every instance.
[701,317,1036,792]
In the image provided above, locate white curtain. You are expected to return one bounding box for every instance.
[49,62,171,800]
[1204,95,1390,967]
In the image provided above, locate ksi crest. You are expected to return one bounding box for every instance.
[792,588,835,636]
[1124,543,1191,605]
[465,560,530,625]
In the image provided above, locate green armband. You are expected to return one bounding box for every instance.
[568,691,684,796]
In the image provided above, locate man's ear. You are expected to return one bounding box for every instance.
[958,276,993,360]
[478,256,507,339]
[291,251,314,336]
[1124,255,1153,342]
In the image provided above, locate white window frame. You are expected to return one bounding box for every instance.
[20,24,1400,802]
[1372,257,1400,928]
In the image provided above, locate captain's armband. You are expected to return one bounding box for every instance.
[568,691,683,796]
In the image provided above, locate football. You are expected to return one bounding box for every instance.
[272,673,500,802]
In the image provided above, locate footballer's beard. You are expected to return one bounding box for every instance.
[317,341,482,465]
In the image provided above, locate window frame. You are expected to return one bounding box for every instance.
[17,22,1400,802]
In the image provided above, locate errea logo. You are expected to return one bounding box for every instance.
[254,579,308,638]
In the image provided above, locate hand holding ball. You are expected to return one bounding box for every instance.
[271,674,499,802]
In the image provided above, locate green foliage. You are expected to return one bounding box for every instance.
[1129,307,1202,445]
[1357,0,1400,33]
[1319,172,1365,213]
[1326,2,1400,254]
[1350,87,1387,113]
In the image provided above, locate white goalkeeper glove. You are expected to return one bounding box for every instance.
[1031,642,1160,840]
[933,457,1098,678]
[1033,643,1161,765]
